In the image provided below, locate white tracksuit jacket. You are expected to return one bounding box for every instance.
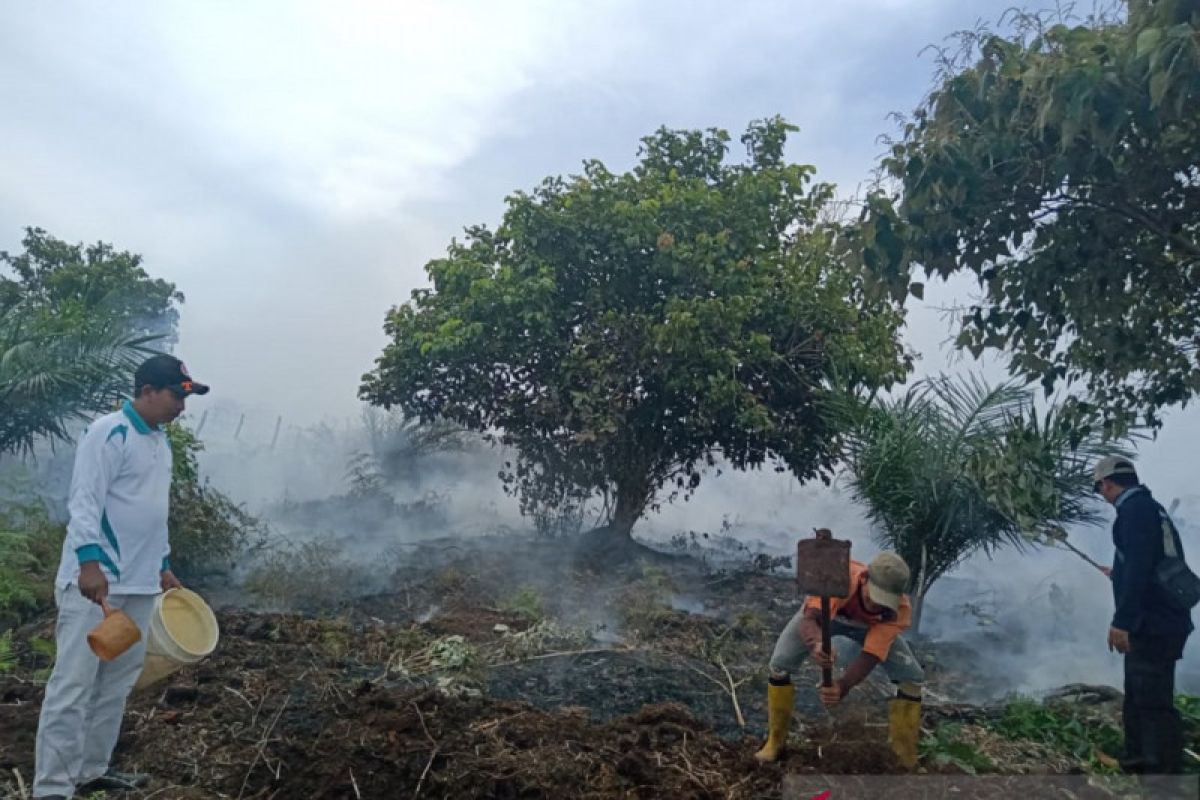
[55,400,173,594]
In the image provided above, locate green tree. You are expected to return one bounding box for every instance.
[0,305,156,454]
[0,229,180,454]
[842,375,1120,631]
[362,119,909,555]
[862,1,1200,433]
[1,227,183,341]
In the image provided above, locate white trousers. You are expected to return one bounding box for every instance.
[33,586,156,798]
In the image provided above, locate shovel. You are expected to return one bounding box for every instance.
[796,528,850,689]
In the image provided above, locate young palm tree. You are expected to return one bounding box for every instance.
[0,302,156,454]
[841,374,1121,633]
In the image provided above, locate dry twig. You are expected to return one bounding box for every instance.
[718,658,746,729]
[410,701,440,798]
[224,685,255,710]
[11,768,27,800]
[685,661,749,729]
[237,695,291,800]
[486,646,631,670]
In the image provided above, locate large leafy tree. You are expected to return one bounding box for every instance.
[842,375,1120,632]
[362,119,910,553]
[0,228,181,454]
[862,1,1200,433]
[1,227,182,342]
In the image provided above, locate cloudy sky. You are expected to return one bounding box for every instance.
[0,0,1008,413]
[2,0,1196,473]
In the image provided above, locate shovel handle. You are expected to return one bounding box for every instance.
[820,596,833,687]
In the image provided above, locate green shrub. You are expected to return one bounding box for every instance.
[0,630,15,673]
[30,635,55,679]
[992,697,1122,768]
[0,505,63,627]
[615,564,676,637]
[500,585,545,621]
[1176,694,1200,766]
[919,723,995,773]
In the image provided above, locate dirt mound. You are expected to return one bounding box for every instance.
[0,606,904,799]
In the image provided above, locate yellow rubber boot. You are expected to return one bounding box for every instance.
[754,681,796,763]
[888,692,921,769]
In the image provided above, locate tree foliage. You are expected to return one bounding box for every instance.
[1,227,182,341]
[0,308,151,454]
[0,228,182,454]
[362,119,910,541]
[862,1,1200,433]
[0,230,182,455]
[841,375,1122,630]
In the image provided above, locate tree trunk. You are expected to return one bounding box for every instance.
[609,486,644,540]
[911,587,926,635]
[909,545,929,635]
[573,476,661,569]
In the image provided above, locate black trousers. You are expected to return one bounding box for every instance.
[1123,633,1188,774]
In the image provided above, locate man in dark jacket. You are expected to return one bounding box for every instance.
[1095,456,1193,774]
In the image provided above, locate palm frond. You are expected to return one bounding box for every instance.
[841,373,1129,625]
[0,302,162,454]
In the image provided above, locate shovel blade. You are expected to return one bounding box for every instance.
[796,535,851,598]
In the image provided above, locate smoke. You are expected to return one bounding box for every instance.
[188,404,526,558]
[636,460,1200,700]
[8,379,1197,703]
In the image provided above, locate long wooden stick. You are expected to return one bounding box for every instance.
[820,596,833,687]
[1057,539,1107,574]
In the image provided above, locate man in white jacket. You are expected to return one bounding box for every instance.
[33,355,209,800]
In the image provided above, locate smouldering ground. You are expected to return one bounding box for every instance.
[0,534,1156,799]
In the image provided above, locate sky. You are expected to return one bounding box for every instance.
[1,0,1026,421]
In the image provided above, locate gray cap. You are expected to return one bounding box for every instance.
[866,552,910,613]
[1093,455,1137,483]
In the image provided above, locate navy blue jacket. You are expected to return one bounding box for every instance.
[1111,486,1194,638]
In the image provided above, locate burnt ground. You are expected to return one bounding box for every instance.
[0,533,1144,799]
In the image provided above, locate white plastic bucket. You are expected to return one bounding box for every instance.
[134,588,219,691]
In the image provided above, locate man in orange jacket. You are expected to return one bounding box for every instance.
[754,552,924,764]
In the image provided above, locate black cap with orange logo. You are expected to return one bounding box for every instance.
[134,354,210,397]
